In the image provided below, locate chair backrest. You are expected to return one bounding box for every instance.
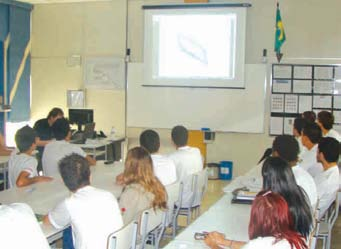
[327,193,339,227]
[192,168,208,207]
[107,221,138,249]
[165,181,181,225]
[139,207,167,245]
[308,198,320,249]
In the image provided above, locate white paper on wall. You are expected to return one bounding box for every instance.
[271,94,284,112]
[313,95,332,108]
[284,117,295,135]
[273,65,292,78]
[293,80,312,93]
[285,94,298,113]
[273,79,291,93]
[299,95,313,113]
[294,66,312,79]
[270,116,283,135]
[314,66,333,79]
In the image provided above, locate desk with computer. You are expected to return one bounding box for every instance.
[68,109,124,161]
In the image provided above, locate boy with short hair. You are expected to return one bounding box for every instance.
[42,118,96,176]
[317,111,341,142]
[8,125,52,188]
[44,154,123,249]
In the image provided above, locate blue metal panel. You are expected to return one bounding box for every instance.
[7,5,31,122]
[0,3,9,41]
[0,41,4,133]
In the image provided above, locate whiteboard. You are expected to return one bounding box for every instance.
[127,63,266,133]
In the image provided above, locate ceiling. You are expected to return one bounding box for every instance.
[17,0,112,4]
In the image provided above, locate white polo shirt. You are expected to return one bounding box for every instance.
[314,165,340,218]
[324,129,341,142]
[292,164,318,208]
[168,146,203,207]
[0,203,50,249]
[242,236,292,249]
[151,154,177,186]
[296,136,306,158]
[299,144,323,177]
[42,140,87,176]
[8,153,38,188]
[48,185,123,249]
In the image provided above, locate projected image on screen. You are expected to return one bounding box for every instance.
[155,14,236,79]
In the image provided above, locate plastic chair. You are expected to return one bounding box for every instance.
[308,198,320,249]
[315,193,339,249]
[164,181,183,238]
[139,208,167,249]
[107,221,138,249]
[178,168,208,226]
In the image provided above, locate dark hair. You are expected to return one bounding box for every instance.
[47,107,64,119]
[318,137,340,163]
[51,118,70,140]
[262,157,312,237]
[171,125,188,147]
[293,117,307,135]
[302,122,322,144]
[257,148,272,164]
[272,135,299,162]
[317,111,334,130]
[139,129,160,153]
[302,111,316,123]
[15,125,37,153]
[59,153,90,192]
[249,191,307,249]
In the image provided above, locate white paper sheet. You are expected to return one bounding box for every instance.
[271,94,284,112]
[333,111,341,124]
[285,94,298,113]
[313,95,332,108]
[294,66,312,79]
[335,67,341,80]
[299,95,313,113]
[284,117,295,135]
[334,96,341,109]
[293,80,312,93]
[270,116,283,135]
[314,66,333,79]
[273,65,292,78]
[313,81,334,94]
[273,79,291,93]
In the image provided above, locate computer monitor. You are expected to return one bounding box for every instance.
[68,109,94,131]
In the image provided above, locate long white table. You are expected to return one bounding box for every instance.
[0,161,124,243]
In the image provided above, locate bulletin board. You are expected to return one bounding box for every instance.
[270,63,341,135]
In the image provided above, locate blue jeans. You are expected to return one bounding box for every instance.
[63,227,75,249]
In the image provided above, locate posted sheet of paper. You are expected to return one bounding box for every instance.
[270,117,283,135]
[333,111,341,124]
[273,79,291,93]
[334,96,341,109]
[313,95,332,108]
[271,94,284,112]
[294,66,312,79]
[285,94,298,113]
[284,117,295,135]
[314,66,333,79]
[314,81,333,94]
[273,65,292,78]
[293,80,312,93]
[299,95,313,113]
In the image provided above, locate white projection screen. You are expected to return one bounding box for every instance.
[143,6,247,88]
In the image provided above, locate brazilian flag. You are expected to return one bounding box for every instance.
[274,3,286,53]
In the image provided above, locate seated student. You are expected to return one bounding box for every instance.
[262,157,312,238]
[8,126,52,188]
[300,122,323,176]
[317,110,341,142]
[204,191,307,249]
[139,129,177,186]
[168,125,203,207]
[42,118,96,176]
[272,135,317,208]
[119,147,167,224]
[315,137,340,218]
[293,117,307,157]
[44,154,123,249]
[0,203,50,248]
[302,111,316,123]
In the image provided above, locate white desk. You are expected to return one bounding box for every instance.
[0,161,124,243]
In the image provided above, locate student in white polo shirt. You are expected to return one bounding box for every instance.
[168,125,203,207]
[317,111,341,142]
[42,118,96,176]
[9,125,52,188]
[293,117,307,157]
[315,137,340,218]
[44,154,123,249]
[272,135,317,208]
[139,129,177,186]
[300,122,323,177]
[0,203,50,249]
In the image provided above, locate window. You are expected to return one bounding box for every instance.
[143,5,247,88]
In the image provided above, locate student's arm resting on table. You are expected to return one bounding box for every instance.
[16,171,53,187]
[204,232,245,249]
[43,200,71,229]
[85,155,96,166]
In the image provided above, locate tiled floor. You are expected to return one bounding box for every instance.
[162,180,341,249]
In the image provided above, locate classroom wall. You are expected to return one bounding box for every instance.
[30,0,127,135]
[127,0,341,176]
